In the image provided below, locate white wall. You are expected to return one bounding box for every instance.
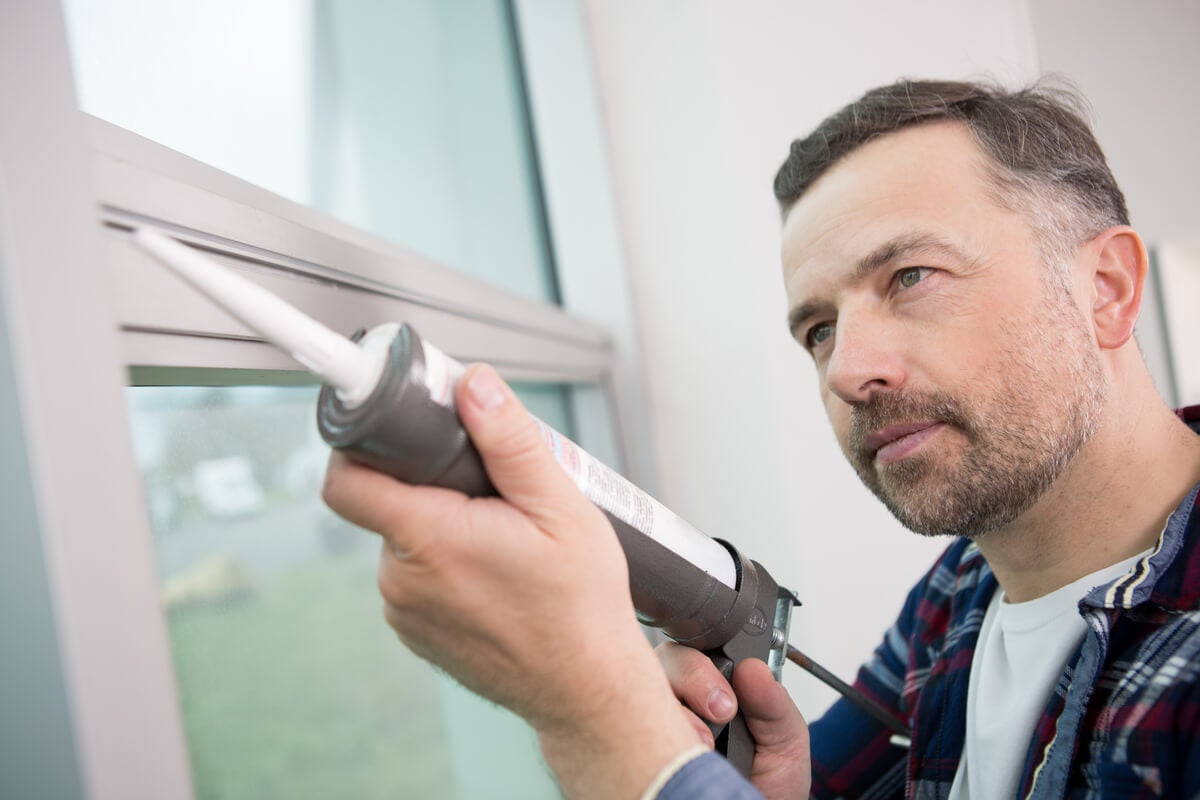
[1028,0,1200,246]
[581,1,1040,714]
[1158,243,1200,405]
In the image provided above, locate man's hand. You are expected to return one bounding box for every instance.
[322,364,702,798]
[658,642,812,799]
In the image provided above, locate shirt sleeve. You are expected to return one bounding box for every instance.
[808,545,957,798]
[653,752,765,800]
[808,689,908,798]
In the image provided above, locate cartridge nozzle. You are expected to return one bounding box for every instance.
[134,229,385,406]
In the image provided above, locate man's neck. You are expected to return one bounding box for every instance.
[976,395,1200,603]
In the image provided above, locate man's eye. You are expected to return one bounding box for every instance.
[896,266,929,289]
[806,321,834,348]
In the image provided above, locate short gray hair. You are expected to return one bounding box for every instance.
[774,80,1129,269]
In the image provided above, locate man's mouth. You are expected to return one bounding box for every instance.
[863,421,946,465]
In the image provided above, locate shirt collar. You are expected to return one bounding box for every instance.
[1082,406,1200,612]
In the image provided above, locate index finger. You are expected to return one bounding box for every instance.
[657,641,738,723]
[322,449,472,551]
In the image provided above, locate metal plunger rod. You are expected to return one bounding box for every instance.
[786,645,910,740]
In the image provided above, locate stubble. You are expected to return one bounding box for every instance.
[844,280,1105,539]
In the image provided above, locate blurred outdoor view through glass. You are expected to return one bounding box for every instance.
[126,383,572,799]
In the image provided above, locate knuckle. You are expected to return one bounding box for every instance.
[488,413,546,465]
[684,707,716,747]
[381,604,426,659]
[376,544,419,605]
[524,492,598,533]
[377,563,404,609]
[659,642,724,695]
[381,600,403,629]
[681,656,722,690]
[381,602,414,644]
[320,465,343,509]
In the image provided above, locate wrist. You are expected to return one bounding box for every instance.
[536,668,704,799]
[636,743,712,800]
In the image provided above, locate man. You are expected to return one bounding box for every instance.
[323,80,1200,798]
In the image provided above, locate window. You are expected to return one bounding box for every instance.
[0,2,641,797]
[64,0,557,301]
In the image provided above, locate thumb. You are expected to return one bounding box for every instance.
[456,364,593,529]
[733,659,811,800]
[732,659,809,754]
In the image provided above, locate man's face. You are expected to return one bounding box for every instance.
[780,122,1105,538]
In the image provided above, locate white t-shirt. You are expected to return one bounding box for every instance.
[947,550,1150,799]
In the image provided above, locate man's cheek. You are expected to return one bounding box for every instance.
[824,400,853,449]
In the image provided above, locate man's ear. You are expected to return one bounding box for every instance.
[1087,226,1148,350]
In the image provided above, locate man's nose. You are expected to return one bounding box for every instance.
[824,311,907,405]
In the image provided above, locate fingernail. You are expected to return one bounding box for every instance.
[466,368,506,412]
[707,687,735,720]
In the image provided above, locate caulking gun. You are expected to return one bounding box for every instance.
[134,229,910,775]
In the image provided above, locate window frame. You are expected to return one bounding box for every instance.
[0,2,649,797]
[95,117,613,384]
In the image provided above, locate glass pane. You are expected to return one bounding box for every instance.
[64,0,556,303]
[126,383,573,799]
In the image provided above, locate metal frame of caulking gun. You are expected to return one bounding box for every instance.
[696,542,799,775]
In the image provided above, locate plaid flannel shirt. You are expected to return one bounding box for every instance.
[813,406,1200,798]
[659,407,1200,799]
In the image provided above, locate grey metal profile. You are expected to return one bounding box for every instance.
[90,117,614,385]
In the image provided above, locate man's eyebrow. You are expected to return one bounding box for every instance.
[854,232,965,279]
[786,232,966,339]
[787,301,824,341]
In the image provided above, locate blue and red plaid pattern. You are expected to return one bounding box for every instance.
[808,406,1200,799]
[658,407,1200,799]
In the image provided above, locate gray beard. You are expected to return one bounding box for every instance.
[844,290,1104,539]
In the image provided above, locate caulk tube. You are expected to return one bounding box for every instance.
[316,322,492,496]
[315,322,754,646]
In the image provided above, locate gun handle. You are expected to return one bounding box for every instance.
[699,579,798,777]
[704,653,756,775]
[715,714,754,775]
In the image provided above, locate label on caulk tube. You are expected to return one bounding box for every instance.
[533,420,737,589]
[414,336,737,589]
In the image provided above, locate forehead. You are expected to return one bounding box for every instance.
[780,122,1010,292]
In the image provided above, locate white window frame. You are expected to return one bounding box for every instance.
[0,2,650,798]
[96,115,613,384]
